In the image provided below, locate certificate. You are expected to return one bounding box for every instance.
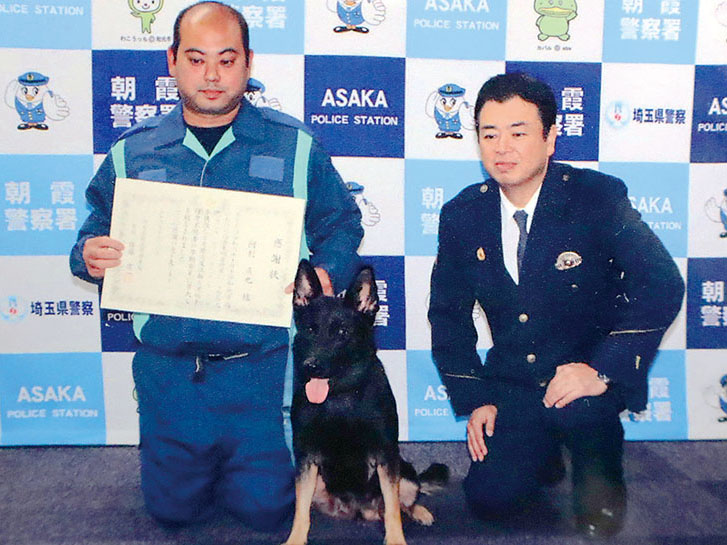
[101,178,306,328]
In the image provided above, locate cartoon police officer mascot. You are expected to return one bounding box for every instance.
[244,78,282,111]
[705,189,727,239]
[425,83,474,139]
[327,0,386,33]
[5,71,70,131]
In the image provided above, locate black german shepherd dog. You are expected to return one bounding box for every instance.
[282,260,448,545]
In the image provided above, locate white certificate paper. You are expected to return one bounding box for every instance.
[101,178,305,328]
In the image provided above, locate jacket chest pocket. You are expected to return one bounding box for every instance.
[249,155,284,181]
[547,250,610,302]
[247,155,289,196]
[137,169,167,182]
[553,265,587,297]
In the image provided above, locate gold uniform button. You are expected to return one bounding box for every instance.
[539,380,548,388]
[480,184,488,193]
[519,313,528,323]
[526,354,536,364]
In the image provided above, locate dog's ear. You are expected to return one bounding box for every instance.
[344,266,379,318]
[294,259,323,307]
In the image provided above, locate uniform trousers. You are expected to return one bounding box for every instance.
[132,345,295,530]
[464,385,625,518]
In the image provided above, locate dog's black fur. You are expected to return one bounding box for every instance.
[283,260,448,545]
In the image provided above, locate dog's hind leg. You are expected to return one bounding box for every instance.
[282,463,319,545]
[377,465,407,545]
[397,464,435,526]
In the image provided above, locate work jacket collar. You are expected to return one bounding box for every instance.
[151,99,266,149]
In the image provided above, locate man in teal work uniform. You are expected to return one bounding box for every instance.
[70,1,362,531]
[429,73,683,538]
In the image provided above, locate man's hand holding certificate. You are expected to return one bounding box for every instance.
[100,178,306,328]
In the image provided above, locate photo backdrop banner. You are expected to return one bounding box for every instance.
[1,0,726,445]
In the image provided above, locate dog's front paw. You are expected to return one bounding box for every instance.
[281,535,307,545]
[383,531,407,545]
[410,504,434,526]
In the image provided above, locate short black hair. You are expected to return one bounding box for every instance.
[474,72,557,139]
[171,1,250,64]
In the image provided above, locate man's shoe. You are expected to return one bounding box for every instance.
[574,478,626,539]
[575,505,624,539]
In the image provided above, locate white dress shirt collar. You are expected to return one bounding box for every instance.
[499,183,543,285]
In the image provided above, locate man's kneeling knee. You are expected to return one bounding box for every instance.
[146,499,214,527]
[227,501,294,532]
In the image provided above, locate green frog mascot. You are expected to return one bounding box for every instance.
[535,0,577,41]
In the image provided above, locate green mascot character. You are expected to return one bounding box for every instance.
[129,0,164,34]
[535,0,577,41]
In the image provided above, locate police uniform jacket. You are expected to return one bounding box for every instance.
[70,100,363,357]
[15,97,45,122]
[434,108,462,132]
[429,162,684,419]
[337,2,364,25]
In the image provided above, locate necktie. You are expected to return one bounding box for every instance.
[513,210,528,273]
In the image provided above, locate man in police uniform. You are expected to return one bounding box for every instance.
[428,72,683,538]
[70,1,362,532]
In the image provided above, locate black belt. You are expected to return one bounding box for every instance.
[192,352,249,383]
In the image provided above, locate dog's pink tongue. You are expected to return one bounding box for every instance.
[305,378,330,404]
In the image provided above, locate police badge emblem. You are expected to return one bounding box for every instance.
[555,251,582,271]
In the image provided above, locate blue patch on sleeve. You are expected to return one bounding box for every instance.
[249,155,285,182]
[137,169,167,182]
